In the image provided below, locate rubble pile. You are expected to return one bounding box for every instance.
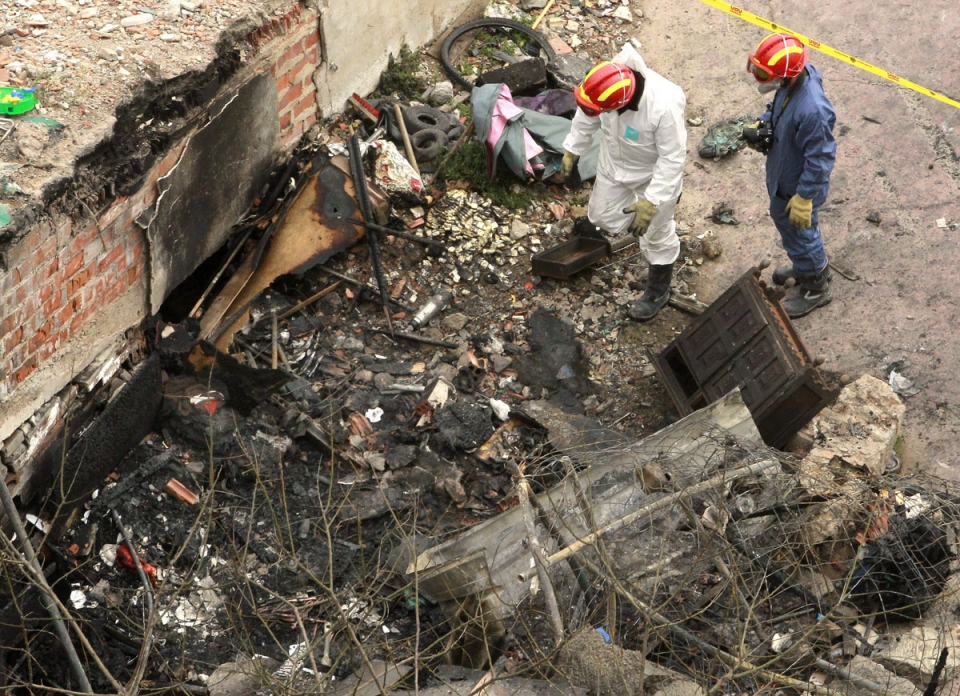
[5,3,960,696]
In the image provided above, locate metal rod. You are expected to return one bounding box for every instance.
[348,134,394,335]
[271,310,279,370]
[188,226,255,319]
[209,294,259,343]
[278,281,341,320]
[111,509,155,618]
[370,328,459,349]
[317,266,414,312]
[0,479,93,693]
[343,217,445,249]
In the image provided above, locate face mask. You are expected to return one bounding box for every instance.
[757,81,780,94]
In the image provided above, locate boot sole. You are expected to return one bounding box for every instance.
[784,294,832,319]
[627,292,670,322]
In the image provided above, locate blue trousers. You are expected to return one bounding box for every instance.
[769,195,827,276]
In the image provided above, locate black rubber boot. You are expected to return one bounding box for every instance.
[772,264,832,286]
[782,271,832,318]
[627,263,673,321]
[573,216,606,240]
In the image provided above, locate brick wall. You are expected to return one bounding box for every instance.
[0,3,321,479]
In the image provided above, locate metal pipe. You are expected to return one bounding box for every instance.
[348,134,394,334]
[343,217,445,249]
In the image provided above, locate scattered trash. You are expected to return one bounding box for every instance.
[889,369,920,397]
[408,288,454,330]
[710,202,739,225]
[0,86,37,115]
[697,116,752,158]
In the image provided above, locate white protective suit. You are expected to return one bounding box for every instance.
[562,45,687,266]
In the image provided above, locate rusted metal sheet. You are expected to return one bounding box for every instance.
[200,151,367,350]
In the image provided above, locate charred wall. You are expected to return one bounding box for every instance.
[0,0,478,501]
[0,2,321,495]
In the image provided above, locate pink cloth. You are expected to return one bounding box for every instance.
[485,85,543,177]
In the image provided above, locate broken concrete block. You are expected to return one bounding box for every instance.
[836,655,920,695]
[558,629,705,696]
[476,59,547,97]
[875,622,960,681]
[547,54,594,91]
[800,374,904,487]
[208,657,276,696]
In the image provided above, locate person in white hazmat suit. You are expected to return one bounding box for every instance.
[561,45,687,321]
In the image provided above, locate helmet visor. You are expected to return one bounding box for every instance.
[579,103,602,118]
[747,59,775,83]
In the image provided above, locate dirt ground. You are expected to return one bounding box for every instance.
[626,0,960,477]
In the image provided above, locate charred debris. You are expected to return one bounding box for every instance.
[3,14,960,696]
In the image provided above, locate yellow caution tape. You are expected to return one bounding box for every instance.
[696,0,960,111]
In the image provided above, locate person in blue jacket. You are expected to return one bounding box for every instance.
[746,33,837,318]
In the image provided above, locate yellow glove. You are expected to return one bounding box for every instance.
[623,198,658,235]
[785,194,813,229]
[561,151,580,184]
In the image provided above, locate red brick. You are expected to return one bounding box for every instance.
[279,110,292,131]
[42,290,62,314]
[99,195,129,229]
[38,339,59,363]
[0,315,12,340]
[70,224,99,256]
[281,44,299,67]
[15,249,38,280]
[275,73,290,93]
[39,284,53,303]
[37,237,56,265]
[27,322,52,354]
[64,252,84,279]
[6,324,23,350]
[15,278,36,306]
[41,258,59,282]
[293,95,313,119]
[303,113,317,130]
[302,30,319,49]
[67,268,93,297]
[59,297,80,325]
[278,82,302,111]
[13,356,37,384]
[97,244,124,275]
[286,55,308,81]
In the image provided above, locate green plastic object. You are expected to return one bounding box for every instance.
[0,87,37,116]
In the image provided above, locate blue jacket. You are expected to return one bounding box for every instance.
[760,64,836,207]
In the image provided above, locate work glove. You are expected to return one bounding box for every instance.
[561,150,580,186]
[623,198,658,235]
[785,194,814,229]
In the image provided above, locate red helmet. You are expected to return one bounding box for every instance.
[747,33,807,83]
[575,61,636,117]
